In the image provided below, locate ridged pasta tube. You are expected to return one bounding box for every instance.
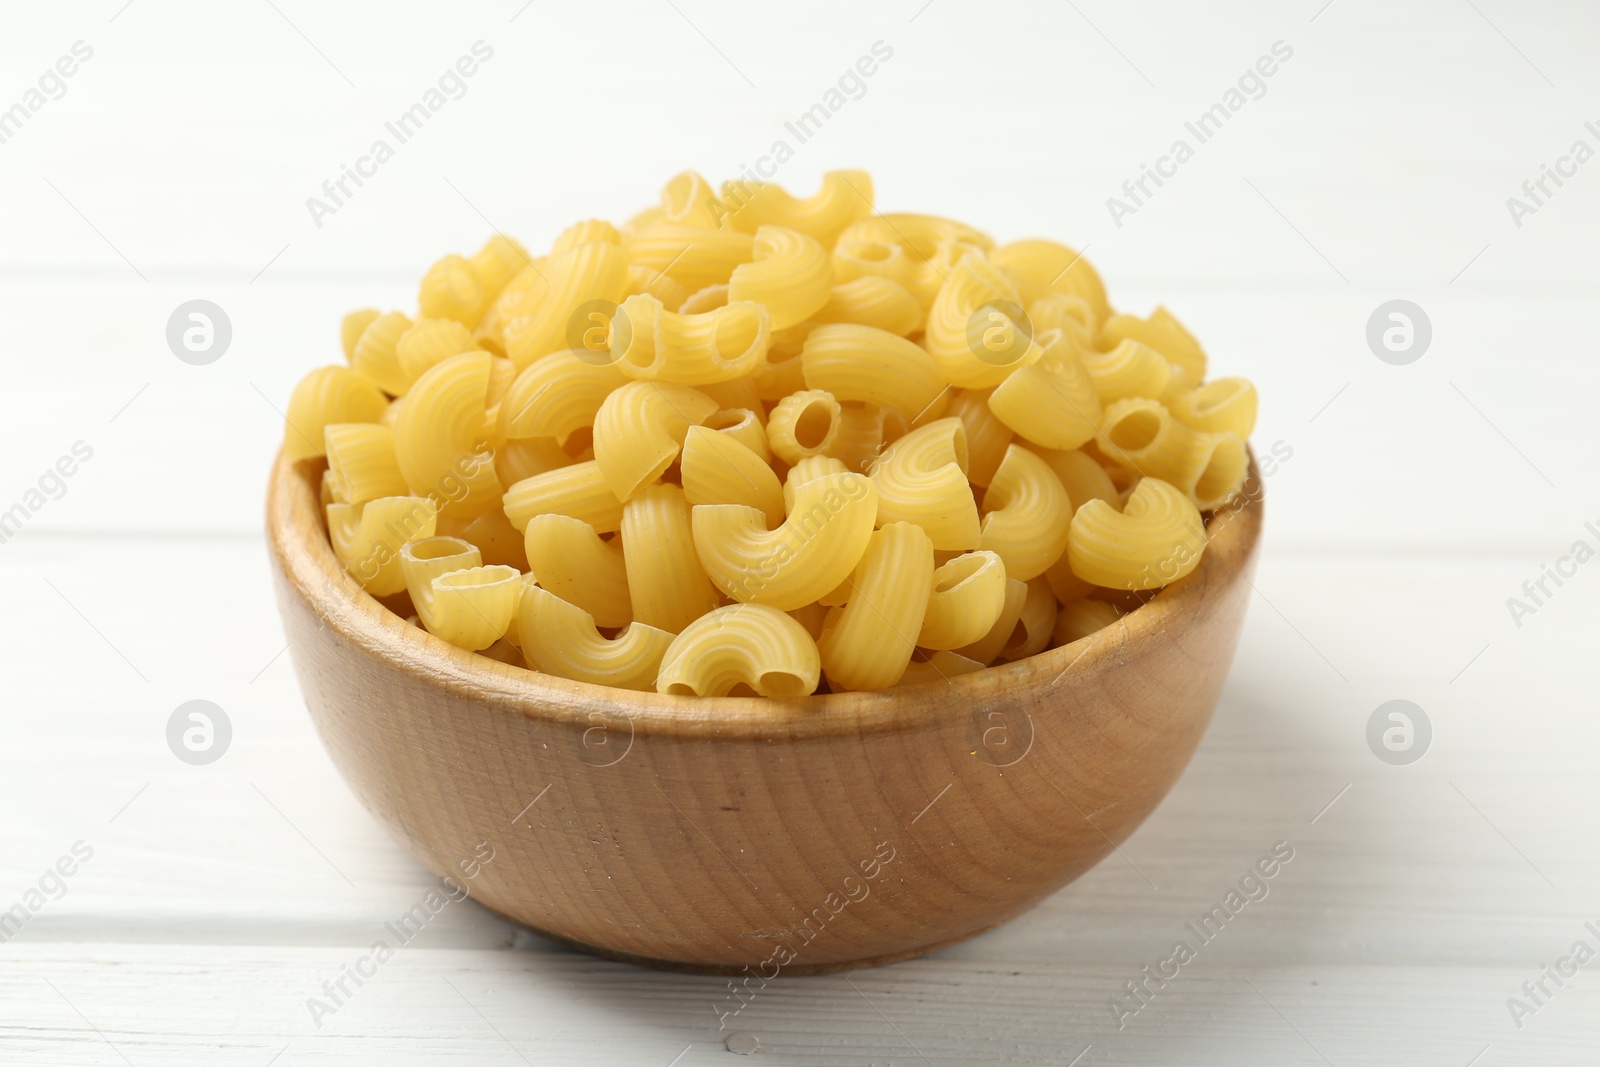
[1098,397,1248,510]
[326,495,438,596]
[985,335,1101,450]
[418,564,522,651]
[393,352,504,520]
[924,254,1042,388]
[659,170,725,229]
[656,603,821,697]
[817,522,934,691]
[522,514,632,628]
[954,576,1028,665]
[728,226,833,330]
[999,577,1057,662]
[502,240,631,368]
[623,223,755,291]
[979,445,1072,581]
[1099,306,1206,381]
[918,549,1007,650]
[766,389,842,465]
[1053,598,1122,645]
[283,366,389,462]
[812,276,924,336]
[518,586,673,691]
[609,293,770,385]
[324,423,409,505]
[396,319,476,383]
[592,381,719,500]
[1068,477,1207,590]
[717,170,874,247]
[419,254,490,330]
[1168,377,1258,438]
[868,416,979,551]
[498,349,627,444]
[800,324,948,426]
[1080,338,1181,404]
[989,238,1110,326]
[621,484,722,633]
[502,460,625,533]
[680,425,785,528]
[692,471,879,611]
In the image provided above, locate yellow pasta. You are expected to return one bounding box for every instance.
[400,535,481,601]
[623,223,755,291]
[461,506,529,570]
[825,403,898,474]
[979,444,1072,581]
[495,436,575,488]
[701,405,770,460]
[782,455,849,513]
[812,276,924,336]
[868,417,979,551]
[944,388,1013,488]
[955,576,1028,666]
[609,293,769,385]
[766,389,842,465]
[727,225,833,330]
[283,366,389,462]
[656,603,820,697]
[985,334,1101,450]
[692,471,878,611]
[592,381,719,500]
[1053,597,1122,645]
[899,650,985,685]
[419,254,490,330]
[396,319,477,383]
[677,284,730,315]
[1080,339,1182,404]
[658,170,725,229]
[324,423,408,505]
[468,234,532,300]
[499,349,626,444]
[502,460,625,533]
[837,213,994,261]
[800,324,947,426]
[1168,377,1258,438]
[327,495,438,596]
[419,563,522,651]
[680,425,785,527]
[717,170,873,247]
[989,238,1111,326]
[999,577,1057,662]
[502,239,631,368]
[923,253,1041,388]
[1068,477,1207,590]
[1098,397,1248,510]
[522,514,631,628]
[817,522,934,691]
[517,585,673,691]
[393,352,503,519]
[918,549,1008,650]
[832,236,915,289]
[623,264,690,312]
[621,483,722,633]
[551,219,621,254]
[1099,306,1206,381]
[341,308,381,363]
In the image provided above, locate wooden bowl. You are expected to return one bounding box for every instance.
[266,451,1263,974]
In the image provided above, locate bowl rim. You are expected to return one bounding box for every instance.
[267,447,1263,741]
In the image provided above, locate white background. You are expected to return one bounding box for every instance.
[2,1,1597,1063]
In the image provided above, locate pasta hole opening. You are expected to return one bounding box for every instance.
[793,401,837,451]
[727,682,760,698]
[665,682,699,697]
[757,672,809,698]
[1106,408,1162,452]
[660,173,700,222]
[406,536,476,562]
[935,554,986,593]
[705,408,754,433]
[1195,436,1247,507]
[852,241,896,263]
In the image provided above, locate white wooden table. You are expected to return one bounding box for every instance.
[4,2,1598,1063]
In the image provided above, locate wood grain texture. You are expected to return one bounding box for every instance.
[265,450,1263,972]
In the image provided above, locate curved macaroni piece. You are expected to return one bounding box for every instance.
[1168,377,1258,438]
[979,444,1072,581]
[623,264,689,312]
[419,564,522,651]
[677,284,729,315]
[692,471,878,611]
[918,549,1007,650]
[945,388,1013,487]
[502,239,630,368]
[1053,597,1122,646]
[502,460,625,533]
[621,483,722,633]
[824,404,898,474]
[659,170,724,229]
[702,406,770,460]
[419,253,490,329]
[400,534,482,603]
[782,455,848,513]
[999,577,1057,662]
[1100,306,1206,381]
[476,257,548,352]
[832,237,915,289]
[986,339,1101,450]
[868,417,979,551]
[727,226,832,330]
[396,318,477,383]
[656,603,820,697]
[766,389,842,465]
[989,238,1110,326]
[517,586,673,691]
[1080,339,1180,404]
[1027,292,1097,339]
[623,223,755,291]
[283,366,389,461]
[680,425,785,528]
[812,276,924,336]
[522,514,631,628]
[837,213,995,260]
[1098,397,1249,510]
[350,311,415,397]
[495,436,575,488]
[610,293,770,385]
[592,381,719,500]
[1068,477,1207,590]
[896,649,985,686]
[393,352,504,519]
[461,506,529,570]
[924,253,1042,388]
[327,495,438,596]
[1033,446,1119,511]
[718,170,873,246]
[499,349,626,444]
[817,522,934,691]
[341,309,380,363]
[324,423,408,505]
[954,576,1027,665]
[800,324,947,425]
[551,219,621,255]
[468,234,533,299]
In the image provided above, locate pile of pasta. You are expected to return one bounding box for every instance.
[281,169,1256,697]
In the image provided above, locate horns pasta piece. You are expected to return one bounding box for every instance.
[341,309,381,363]
[801,324,947,425]
[623,223,755,291]
[812,276,924,336]
[1168,377,1258,439]
[1098,397,1248,510]
[499,349,627,444]
[989,238,1110,326]
[918,549,1008,650]
[656,603,821,697]
[680,425,785,528]
[727,225,833,330]
[1099,306,1206,381]
[692,471,878,611]
[621,483,723,634]
[592,381,719,500]
[283,366,390,462]
[979,444,1072,581]
[817,522,934,691]
[923,253,1042,389]
[502,460,625,533]
[609,293,770,385]
[1053,597,1122,646]
[518,585,673,691]
[327,495,438,596]
[868,416,979,551]
[324,423,409,505]
[393,351,504,519]
[522,514,632,628]
[1068,477,1207,591]
[717,170,874,247]
[502,240,631,368]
